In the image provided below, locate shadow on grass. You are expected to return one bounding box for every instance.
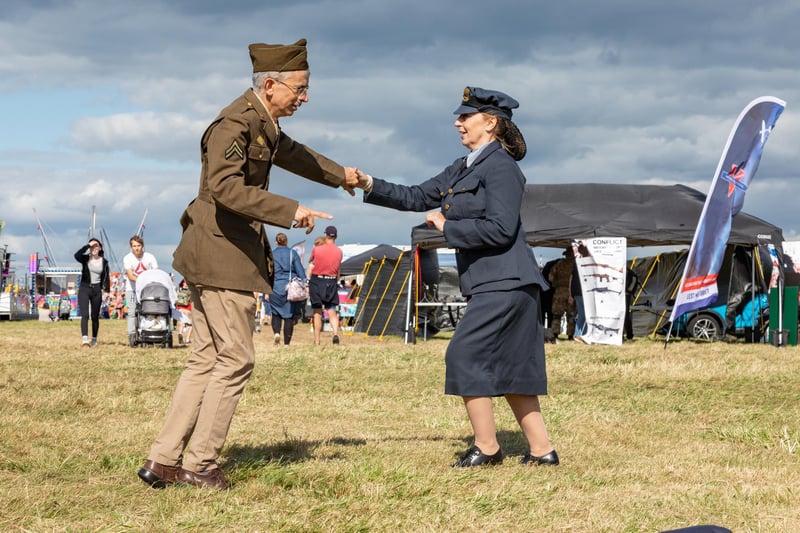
[224,432,494,471]
[221,429,533,480]
[224,436,369,468]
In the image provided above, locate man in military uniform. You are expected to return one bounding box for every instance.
[138,39,359,490]
[548,246,576,340]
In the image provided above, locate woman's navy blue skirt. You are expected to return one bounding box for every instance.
[444,285,548,397]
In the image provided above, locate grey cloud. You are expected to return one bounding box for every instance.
[2,0,799,276]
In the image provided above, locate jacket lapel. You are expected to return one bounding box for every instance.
[448,141,501,189]
[244,89,279,150]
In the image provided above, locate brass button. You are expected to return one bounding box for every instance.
[448,188,453,194]
[444,204,450,210]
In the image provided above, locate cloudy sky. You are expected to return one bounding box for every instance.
[1,0,798,275]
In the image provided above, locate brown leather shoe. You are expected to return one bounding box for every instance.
[138,459,181,489]
[177,467,229,490]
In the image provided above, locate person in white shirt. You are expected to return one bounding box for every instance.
[123,235,158,341]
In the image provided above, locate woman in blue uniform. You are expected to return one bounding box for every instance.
[355,87,559,467]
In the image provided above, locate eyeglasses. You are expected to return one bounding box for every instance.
[271,78,309,97]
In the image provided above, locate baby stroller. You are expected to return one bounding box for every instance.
[129,269,175,348]
[58,293,72,321]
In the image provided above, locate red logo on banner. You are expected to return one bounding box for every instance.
[725,164,746,197]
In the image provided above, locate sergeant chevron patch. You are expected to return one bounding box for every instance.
[225,140,244,160]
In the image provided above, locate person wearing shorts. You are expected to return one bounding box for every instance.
[308,226,343,345]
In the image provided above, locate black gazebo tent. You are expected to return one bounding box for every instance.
[339,244,404,276]
[411,183,783,249]
[402,183,784,343]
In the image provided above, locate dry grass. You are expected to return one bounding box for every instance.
[0,318,798,532]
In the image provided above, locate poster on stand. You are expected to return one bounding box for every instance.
[575,237,627,345]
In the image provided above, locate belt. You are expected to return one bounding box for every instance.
[313,275,337,279]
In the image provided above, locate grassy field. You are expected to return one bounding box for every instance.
[0,317,798,532]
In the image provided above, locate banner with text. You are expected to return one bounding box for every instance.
[670,96,785,324]
[575,237,627,345]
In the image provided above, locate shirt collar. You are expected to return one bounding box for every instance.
[466,141,492,167]
[248,89,279,129]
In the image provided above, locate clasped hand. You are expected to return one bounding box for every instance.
[351,168,445,233]
[295,167,370,233]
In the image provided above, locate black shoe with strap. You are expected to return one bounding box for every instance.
[452,445,503,467]
[520,449,560,466]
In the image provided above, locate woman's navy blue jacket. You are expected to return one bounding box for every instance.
[364,141,547,296]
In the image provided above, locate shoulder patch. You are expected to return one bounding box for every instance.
[225,140,244,160]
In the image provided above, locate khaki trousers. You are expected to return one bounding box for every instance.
[148,285,256,472]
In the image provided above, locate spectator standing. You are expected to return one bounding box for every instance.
[539,257,559,331]
[137,39,359,491]
[74,238,110,346]
[570,242,590,343]
[308,226,343,345]
[123,235,158,345]
[175,278,193,345]
[548,247,576,340]
[624,267,638,341]
[114,289,125,320]
[269,233,306,345]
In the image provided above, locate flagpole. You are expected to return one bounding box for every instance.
[136,208,148,237]
[89,205,96,240]
[751,246,756,341]
[33,208,58,267]
[664,323,672,349]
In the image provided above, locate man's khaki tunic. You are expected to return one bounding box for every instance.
[173,88,345,292]
[149,89,345,472]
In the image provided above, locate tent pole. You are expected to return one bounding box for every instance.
[751,246,756,339]
[404,267,414,344]
[778,276,784,346]
[403,247,417,344]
